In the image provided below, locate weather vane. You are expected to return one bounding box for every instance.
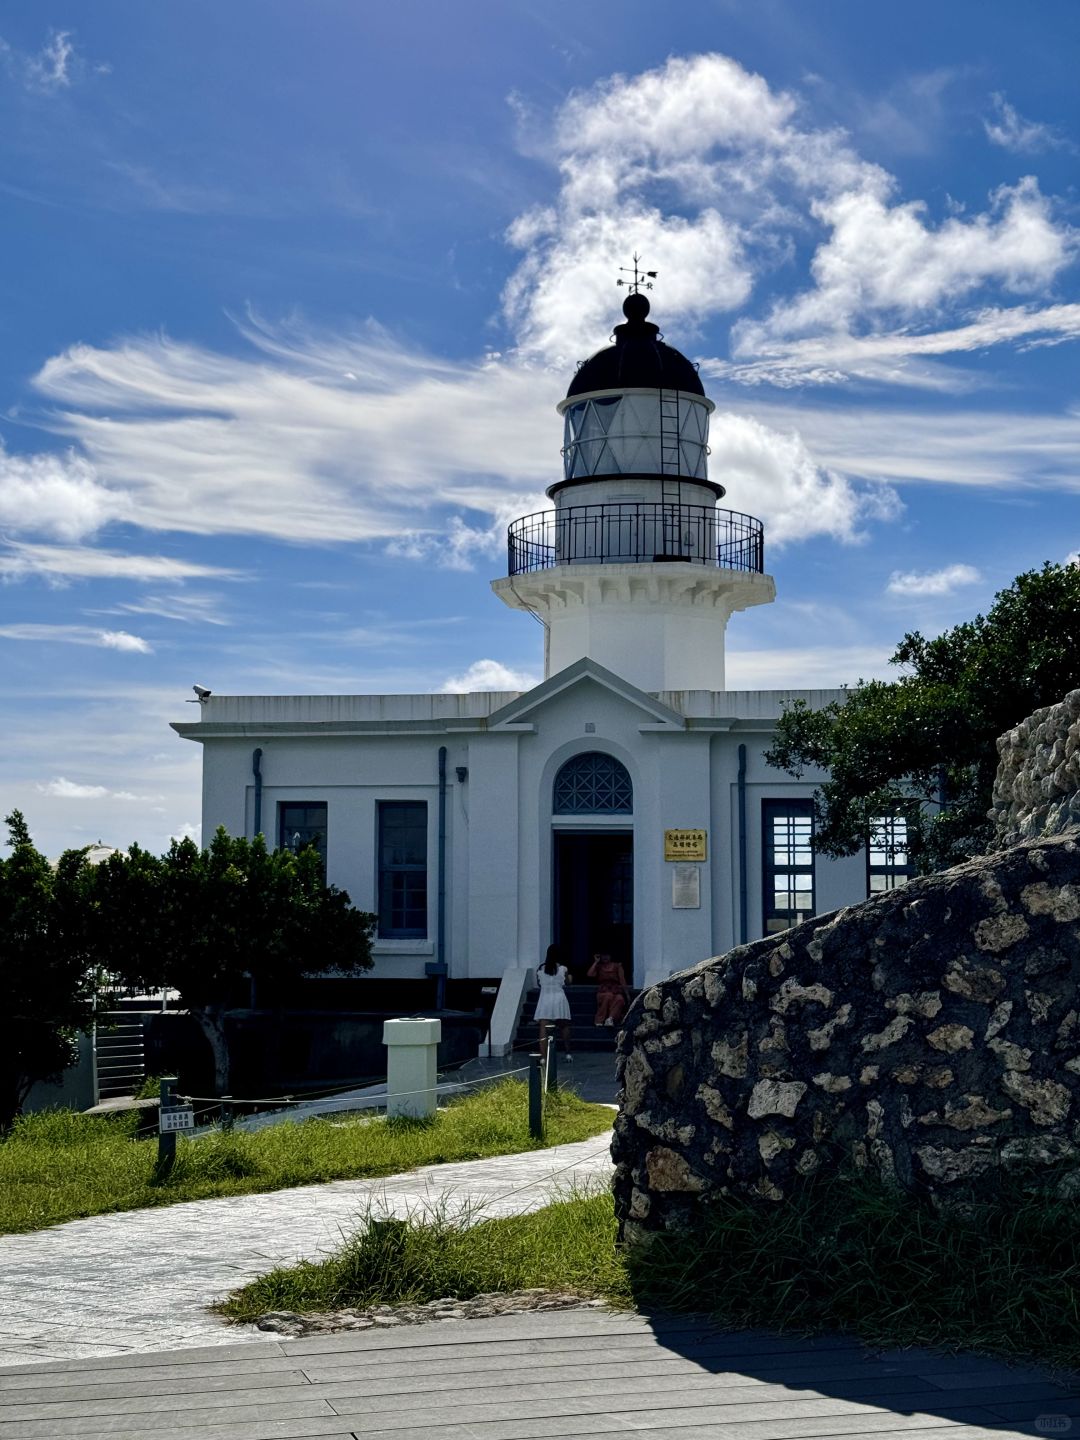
[616,253,657,294]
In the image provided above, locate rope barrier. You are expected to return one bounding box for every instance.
[176,1065,532,1110]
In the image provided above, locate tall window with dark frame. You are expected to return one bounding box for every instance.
[378,801,428,939]
[762,800,815,934]
[867,813,914,894]
[278,802,328,878]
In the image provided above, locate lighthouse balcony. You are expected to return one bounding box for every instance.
[507,501,764,576]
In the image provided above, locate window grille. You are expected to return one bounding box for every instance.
[867,813,914,894]
[762,800,815,934]
[278,802,328,879]
[378,801,428,938]
[553,752,633,814]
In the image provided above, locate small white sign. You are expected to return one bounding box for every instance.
[672,864,701,909]
[159,1105,195,1133]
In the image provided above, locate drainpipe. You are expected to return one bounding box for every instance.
[737,743,748,946]
[251,748,264,839]
[436,746,448,1012]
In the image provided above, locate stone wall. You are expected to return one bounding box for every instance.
[992,689,1080,846]
[612,831,1080,1239]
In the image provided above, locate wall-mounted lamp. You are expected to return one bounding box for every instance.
[455,766,468,783]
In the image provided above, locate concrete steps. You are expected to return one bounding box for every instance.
[515,983,636,1053]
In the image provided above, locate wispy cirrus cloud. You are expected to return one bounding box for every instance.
[0,541,237,585]
[886,563,982,597]
[1,27,104,94]
[706,302,1080,390]
[26,311,891,556]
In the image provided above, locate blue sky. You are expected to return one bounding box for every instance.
[1,0,1078,857]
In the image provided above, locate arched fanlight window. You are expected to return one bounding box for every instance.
[553,752,633,815]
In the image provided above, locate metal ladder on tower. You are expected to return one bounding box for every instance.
[658,390,684,558]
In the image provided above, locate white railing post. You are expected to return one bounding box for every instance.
[383,1018,442,1119]
[481,966,533,1057]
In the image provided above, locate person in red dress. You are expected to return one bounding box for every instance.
[588,951,630,1027]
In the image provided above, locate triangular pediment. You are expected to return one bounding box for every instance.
[487,657,685,729]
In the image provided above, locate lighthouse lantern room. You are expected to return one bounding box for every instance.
[493,270,775,693]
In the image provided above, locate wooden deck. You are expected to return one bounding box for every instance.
[0,1307,1077,1439]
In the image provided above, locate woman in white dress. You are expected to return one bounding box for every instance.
[533,945,572,1061]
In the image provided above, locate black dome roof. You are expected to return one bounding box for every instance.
[565,292,705,399]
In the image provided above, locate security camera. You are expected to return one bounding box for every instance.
[192,684,212,701]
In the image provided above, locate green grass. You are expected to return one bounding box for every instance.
[0,1082,612,1235]
[217,1187,628,1321]
[223,1170,1080,1371]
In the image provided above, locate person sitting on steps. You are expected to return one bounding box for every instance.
[533,944,573,1062]
[588,951,630,1028]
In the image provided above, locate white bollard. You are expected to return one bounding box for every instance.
[383,1017,442,1119]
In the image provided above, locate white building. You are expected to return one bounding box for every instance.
[174,289,907,1001]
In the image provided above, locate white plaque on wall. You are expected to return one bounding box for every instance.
[672,864,701,909]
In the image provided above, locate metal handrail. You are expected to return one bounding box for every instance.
[507,501,764,576]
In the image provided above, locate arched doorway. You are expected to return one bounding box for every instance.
[551,752,633,980]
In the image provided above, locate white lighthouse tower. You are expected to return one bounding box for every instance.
[492,277,775,692]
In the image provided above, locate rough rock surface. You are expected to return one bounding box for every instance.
[252,1290,609,1337]
[612,832,1080,1239]
[993,689,1080,845]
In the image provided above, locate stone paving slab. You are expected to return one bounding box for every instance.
[0,1309,1074,1440]
[0,1132,613,1366]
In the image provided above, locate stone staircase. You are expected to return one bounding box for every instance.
[515,983,638,1053]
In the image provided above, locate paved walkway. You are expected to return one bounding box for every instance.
[0,1134,613,1368]
[1,1307,1076,1439]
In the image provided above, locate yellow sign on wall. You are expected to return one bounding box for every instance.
[664,828,707,862]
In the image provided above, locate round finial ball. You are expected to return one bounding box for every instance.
[622,291,651,323]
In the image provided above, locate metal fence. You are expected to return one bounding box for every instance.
[507,502,765,576]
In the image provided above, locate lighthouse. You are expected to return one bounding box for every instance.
[492,277,775,693]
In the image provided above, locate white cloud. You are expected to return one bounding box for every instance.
[97,592,231,626]
[886,564,982,597]
[0,442,125,540]
[31,322,558,545]
[502,53,880,367]
[0,623,152,653]
[26,313,894,559]
[0,540,235,584]
[502,52,1075,392]
[440,659,539,693]
[25,28,75,91]
[37,776,158,802]
[708,302,1080,390]
[5,49,1076,583]
[99,630,153,653]
[710,412,899,545]
[170,821,202,845]
[984,94,1068,155]
[726,644,894,689]
[738,397,1080,493]
[745,177,1074,346]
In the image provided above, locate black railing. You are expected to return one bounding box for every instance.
[507,502,765,576]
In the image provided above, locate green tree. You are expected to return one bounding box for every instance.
[88,828,375,1093]
[0,812,97,1130]
[765,562,1080,872]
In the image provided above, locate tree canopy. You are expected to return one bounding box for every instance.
[0,820,375,1122]
[0,812,97,1129]
[765,562,1080,872]
[88,828,375,1090]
